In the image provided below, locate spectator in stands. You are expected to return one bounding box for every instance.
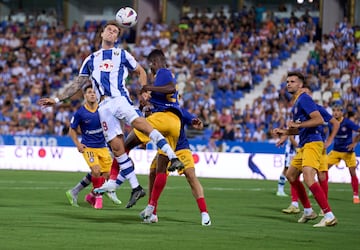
[218,108,232,130]
[0,6,358,147]
[234,124,243,141]
[222,123,235,141]
[252,124,266,142]
[322,35,335,53]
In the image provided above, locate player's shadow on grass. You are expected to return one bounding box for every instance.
[244,212,299,223]
[51,211,144,224]
[157,216,194,225]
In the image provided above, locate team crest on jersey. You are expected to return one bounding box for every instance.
[89,156,94,163]
[342,126,347,132]
[99,59,114,72]
[114,51,119,56]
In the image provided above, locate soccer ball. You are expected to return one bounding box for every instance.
[115,7,138,28]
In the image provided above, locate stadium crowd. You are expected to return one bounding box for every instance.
[0,6,359,150]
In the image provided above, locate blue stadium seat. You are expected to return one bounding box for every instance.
[271,57,281,68]
[203,128,213,140]
[224,98,234,108]
[234,90,244,99]
[213,91,225,99]
[215,100,224,111]
[253,74,263,84]
[225,90,234,99]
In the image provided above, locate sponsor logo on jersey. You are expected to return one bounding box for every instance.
[99,59,114,72]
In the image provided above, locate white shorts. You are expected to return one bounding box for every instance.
[98,96,139,142]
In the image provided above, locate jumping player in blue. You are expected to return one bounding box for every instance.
[139,108,211,226]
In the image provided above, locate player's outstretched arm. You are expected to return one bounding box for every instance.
[142,83,176,94]
[133,64,147,86]
[38,76,89,106]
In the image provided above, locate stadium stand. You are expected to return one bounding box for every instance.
[0,4,359,146]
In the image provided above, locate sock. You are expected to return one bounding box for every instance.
[351,175,359,196]
[116,154,139,189]
[149,173,167,207]
[92,176,105,189]
[115,171,126,187]
[277,174,286,193]
[72,173,92,194]
[196,197,208,213]
[290,178,311,208]
[291,201,299,208]
[304,208,313,215]
[324,211,335,220]
[319,171,329,200]
[309,182,332,214]
[149,129,177,160]
[110,158,120,180]
[291,179,299,202]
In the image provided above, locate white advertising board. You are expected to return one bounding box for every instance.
[0,146,358,183]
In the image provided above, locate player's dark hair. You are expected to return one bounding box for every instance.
[302,83,311,90]
[104,20,121,32]
[147,49,166,63]
[287,71,306,84]
[332,104,343,111]
[82,83,92,93]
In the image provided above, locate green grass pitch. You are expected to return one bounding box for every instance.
[0,170,359,250]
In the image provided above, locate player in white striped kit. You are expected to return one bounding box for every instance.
[277,135,299,197]
[39,20,184,208]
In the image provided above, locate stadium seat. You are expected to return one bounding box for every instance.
[271,57,281,68]
[234,90,244,99]
[203,128,213,140]
[342,82,351,92]
[224,98,234,108]
[225,90,234,99]
[253,74,263,85]
[312,90,322,104]
[322,91,332,103]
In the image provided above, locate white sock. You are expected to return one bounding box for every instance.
[115,154,139,189]
[149,129,177,160]
[278,174,286,192]
[304,208,313,215]
[291,201,299,208]
[324,212,335,220]
[72,173,92,194]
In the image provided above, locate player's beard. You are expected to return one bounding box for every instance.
[287,87,295,94]
[103,39,114,47]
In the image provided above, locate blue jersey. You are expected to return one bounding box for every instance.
[175,108,194,151]
[150,68,182,117]
[332,117,360,152]
[317,104,333,141]
[292,92,322,147]
[70,105,106,148]
[79,47,137,103]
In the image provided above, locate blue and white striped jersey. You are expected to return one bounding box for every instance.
[79,47,137,100]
